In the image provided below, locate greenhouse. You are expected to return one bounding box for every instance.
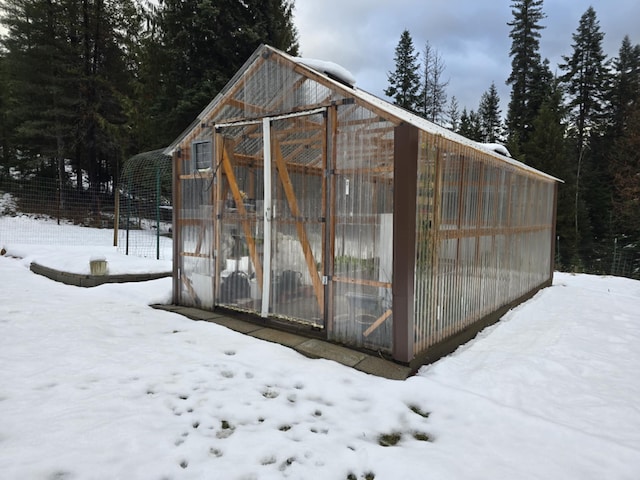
[166,44,559,367]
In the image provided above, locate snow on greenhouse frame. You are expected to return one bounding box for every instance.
[165,44,560,368]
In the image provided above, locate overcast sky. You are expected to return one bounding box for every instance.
[293,0,640,117]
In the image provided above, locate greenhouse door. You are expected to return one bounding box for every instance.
[215,109,328,328]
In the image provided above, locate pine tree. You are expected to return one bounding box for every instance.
[148,0,300,143]
[478,82,502,143]
[608,38,640,272]
[1,0,142,201]
[559,6,610,268]
[251,0,299,56]
[447,96,460,131]
[560,6,609,151]
[506,0,546,148]
[418,41,448,123]
[1,0,79,177]
[0,50,14,178]
[458,108,483,141]
[607,35,640,139]
[610,103,640,243]
[523,79,578,268]
[385,30,421,114]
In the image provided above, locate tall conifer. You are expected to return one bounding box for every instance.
[559,7,609,267]
[506,0,546,148]
[385,30,421,114]
[149,0,299,143]
[478,82,503,143]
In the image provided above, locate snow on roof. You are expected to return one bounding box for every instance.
[479,143,512,158]
[295,57,357,87]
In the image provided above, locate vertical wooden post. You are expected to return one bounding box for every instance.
[392,123,419,364]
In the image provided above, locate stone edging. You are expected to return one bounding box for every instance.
[30,262,171,287]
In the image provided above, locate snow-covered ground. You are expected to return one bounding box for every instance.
[0,192,173,261]
[1,222,640,479]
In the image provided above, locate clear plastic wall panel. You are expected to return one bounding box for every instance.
[178,176,215,309]
[509,174,526,228]
[459,236,481,324]
[181,255,214,309]
[431,147,462,345]
[434,237,458,343]
[268,115,325,326]
[461,158,482,228]
[237,58,294,114]
[225,58,345,120]
[440,154,462,229]
[413,132,438,353]
[216,125,264,314]
[482,163,500,227]
[477,234,498,316]
[293,78,336,110]
[330,106,394,352]
[498,169,511,228]
[494,234,509,306]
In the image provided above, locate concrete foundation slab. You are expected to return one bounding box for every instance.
[248,328,309,348]
[152,304,412,380]
[295,339,368,367]
[353,356,411,380]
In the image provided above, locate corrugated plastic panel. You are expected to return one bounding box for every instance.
[413,133,555,354]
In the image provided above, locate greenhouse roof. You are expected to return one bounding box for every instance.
[166,45,561,183]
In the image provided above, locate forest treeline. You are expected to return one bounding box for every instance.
[0,0,298,192]
[387,1,639,275]
[0,0,638,276]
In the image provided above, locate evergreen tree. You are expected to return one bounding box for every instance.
[1,0,80,178]
[458,108,483,141]
[478,82,503,143]
[607,35,640,138]
[251,0,299,56]
[385,29,421,114]
[608,39,640,273]
[0,49,14,178]
[447,95,460,131]
[559,6,610,268]
[523,79,578,268]
[506,0,546,148]
[1,0,140,198]
[610,103,640,243]
[560,6,609,152]
[418,41,448,123]
[147,0,299,144]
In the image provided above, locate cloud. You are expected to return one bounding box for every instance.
[293,0,640,116]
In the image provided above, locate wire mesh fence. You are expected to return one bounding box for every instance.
[1,152,173,260]
[611,239,640,279]
[0,174,118,245]
[116,150,173,259]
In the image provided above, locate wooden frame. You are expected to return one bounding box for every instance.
[170,44,560,366]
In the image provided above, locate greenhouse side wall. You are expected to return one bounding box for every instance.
[328,104,396,352]
[413,132,556,361]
